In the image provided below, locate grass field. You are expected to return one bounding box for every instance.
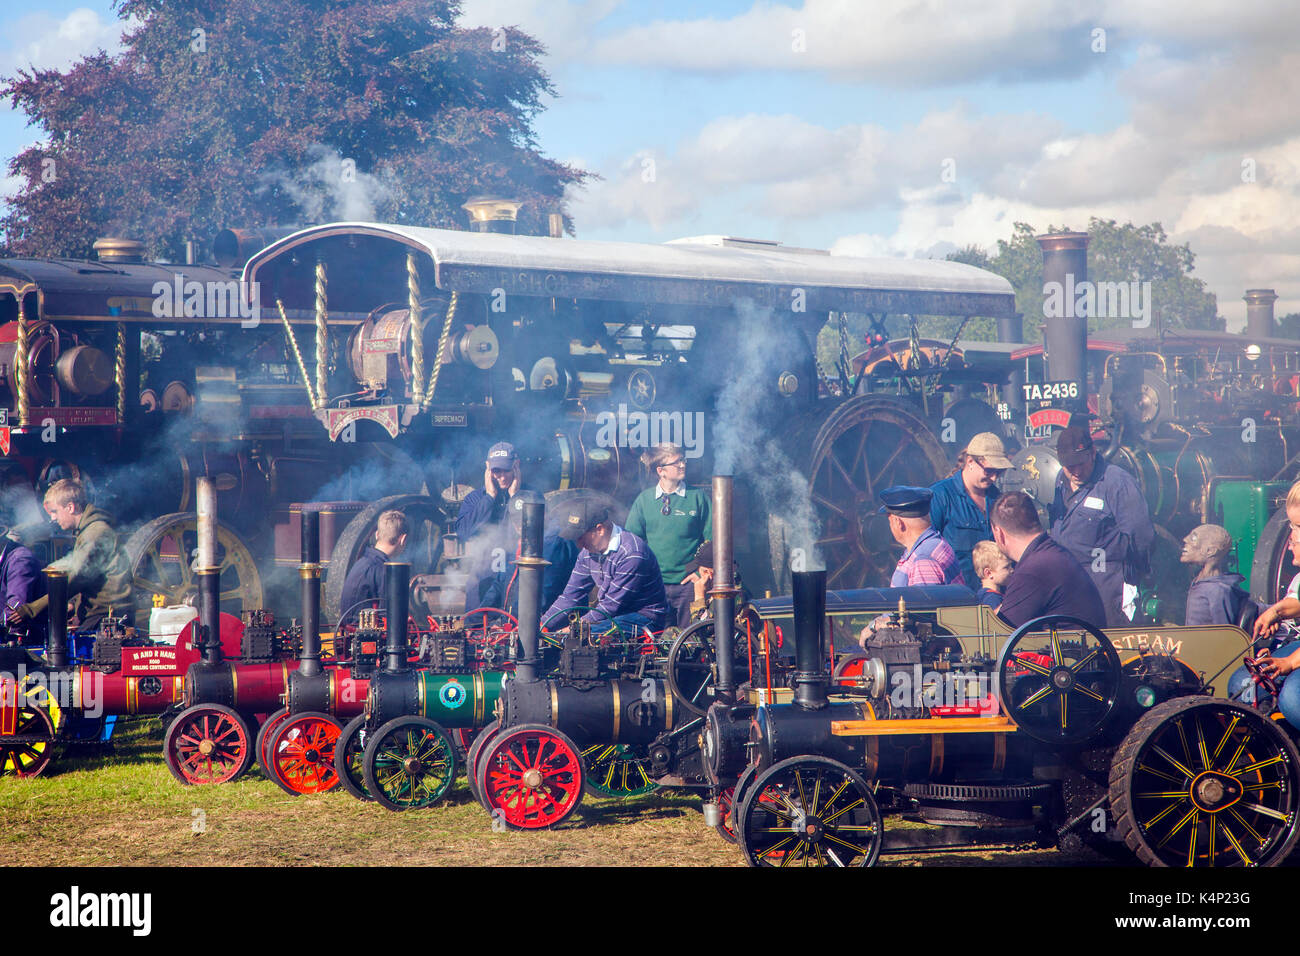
[0,717,1107,867]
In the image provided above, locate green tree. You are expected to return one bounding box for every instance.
[2,0,589,259]
[962,218,1223,336]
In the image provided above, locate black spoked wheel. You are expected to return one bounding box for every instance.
[996,614,1122,744]
[738,756,882,867]
[333,714,372,801]
[255,707,290,779]
[666,618,723,718]
[466,720,501,808]
[362,716,457,812]
[1110,696,1300,867]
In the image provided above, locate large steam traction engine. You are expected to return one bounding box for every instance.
[715,569,1299,867]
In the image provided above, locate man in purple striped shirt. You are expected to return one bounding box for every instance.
[543,500,670,633]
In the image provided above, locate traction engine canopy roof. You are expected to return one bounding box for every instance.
[243,222,1017,320]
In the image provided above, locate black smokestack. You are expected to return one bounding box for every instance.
[514,499,547,684]
[1037,231,1089,416]
[383,562,409,673]
[299,508,322,678]
[792,569,827,710]
[45,570,67,668]
[1245,289,1278,341]
[199,568,221,664]
[710,476,737,703]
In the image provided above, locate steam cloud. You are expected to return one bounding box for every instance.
[712,300,823,579]
[260,145,395,223]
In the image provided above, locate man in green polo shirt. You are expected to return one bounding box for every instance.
[625,443,711,629]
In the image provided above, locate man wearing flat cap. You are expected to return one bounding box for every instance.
[928,432,1010,588]
[543,498,670,633]
[878,486,967,589]
[1048,423,1154,627]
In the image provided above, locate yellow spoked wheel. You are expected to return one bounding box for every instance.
[581,743,659,798]
[1110,696,1300,866]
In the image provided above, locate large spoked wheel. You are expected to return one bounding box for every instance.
[333,715,372,801]
[362,716,457,812]
[0,703,57,778]
[466,720,502,807]
[163,704,254,786]
[324,494,444,623]
[581,743,659,798]
[666,618,723,718]
[268,712,342,795]
[996,614,1122,744]
[124,513,264,632]
[738,756,883,867]
[798,396,949,594]
[1109,696,1300,867]
[478,723,584,830]
[255,707,290,779]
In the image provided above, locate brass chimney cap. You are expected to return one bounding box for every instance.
[93,237,146,264]
[461,197,523,223]
[1244,289,1279,302]
[1034,231,1089,252]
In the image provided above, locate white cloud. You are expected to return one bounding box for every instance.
[457,0,621,61]
[0,9,131,78]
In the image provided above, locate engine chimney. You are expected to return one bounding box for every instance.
[93,238,146,265]
[514,498,547,684]
[1037,232,1090,415]
[998,311,1026,426]
[462,197,522,235]
[299,508,322,678]
[45,570,67,668]
[792,570,828,710]
[710,476,738,704]
[383,562,410,674]
[1245,289,1278,342]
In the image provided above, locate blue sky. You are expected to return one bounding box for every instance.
[2,1,1298,328]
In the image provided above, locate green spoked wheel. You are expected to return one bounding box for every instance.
[738,756,883,868]
[580,743,659,798]
[1109,696,1300,867]
[362,716,457,812]
[333,715,372,801]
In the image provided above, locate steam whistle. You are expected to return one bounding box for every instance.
[897,596,908,631]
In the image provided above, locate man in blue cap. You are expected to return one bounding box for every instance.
[878,486,967,588]
[455,441,526,611]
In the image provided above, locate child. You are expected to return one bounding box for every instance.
[971,539,1012,610]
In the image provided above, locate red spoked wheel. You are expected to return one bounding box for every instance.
[466,720,501,808]
[477,723,584,830]
[255,706,291,778]
[0,703,56,778]
[714,785,738,844]
[164,704,254,786]
[268,712,343,795]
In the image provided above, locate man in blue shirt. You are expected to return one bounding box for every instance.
[929,432,1010,587]
[455,441,526,611]
[544,500,669,633]
[1048,425,1154,628]
[477,492,579,613]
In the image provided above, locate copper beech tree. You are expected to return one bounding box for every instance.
[2,0,589,259]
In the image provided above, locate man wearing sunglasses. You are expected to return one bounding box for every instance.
[928,432,1011,589]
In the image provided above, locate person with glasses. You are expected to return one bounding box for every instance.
[624,443,711,628]
[1048,423,1155,627]
[927,432,1011,590]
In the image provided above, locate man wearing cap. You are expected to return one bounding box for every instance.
[1048,424,1154,627]
[928,432,1010,588]
[455,441,525,611]
[879,486,967,588]
[990,490,1107,630]
[480,492,579,613]
[543,500,669,633]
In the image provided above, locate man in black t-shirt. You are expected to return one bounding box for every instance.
[990,491,1106,630]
